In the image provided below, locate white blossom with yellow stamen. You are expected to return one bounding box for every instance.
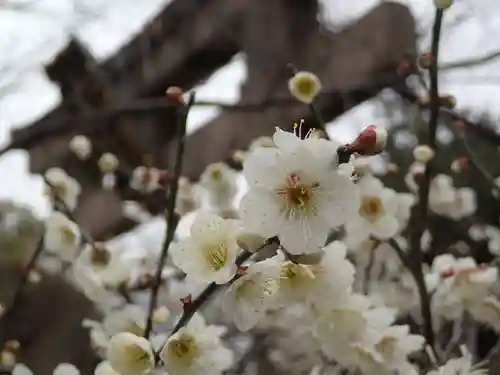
[107,332,154,375]
[344,175,399,241]
[170,213,240,284]
[239,127,359,255]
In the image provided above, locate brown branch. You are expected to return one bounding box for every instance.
[440,49,500,71]
[143,93,196,339]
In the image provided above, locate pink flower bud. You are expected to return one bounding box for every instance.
[348,125,388,156]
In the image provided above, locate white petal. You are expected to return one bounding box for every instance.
[190,212,225,237]
[272,128,302,153]
[239,189,283,237]
[344,215,371,241]
[242,147,285,188]
[12,365,33,375]
[279,216,329,254]
[371,215,399,239]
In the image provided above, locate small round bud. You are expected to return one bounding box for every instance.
[152,306,170,324]
[434,0,453,10]
[288,71,322,104]
[348,125,388,156]
[166,86,185,105]
[450,157,468,173]
[69,135,92,160]
[237,233,266,253]
[98,153,119,173]
[412,145,435,164]
[417,53,434,70]
[440,95,456,109]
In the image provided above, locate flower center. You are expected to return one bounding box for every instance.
[359,196,384,222]
[296,78,315,95]
[60,226,77,246]
[52,182,68,198]
[167,334,200,362]
[210,167,223,181]
[91,246,111,267]
[276,173,320,218]
[204,243,228,271]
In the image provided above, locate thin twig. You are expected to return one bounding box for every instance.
[440,49,500,71]
[407,8,444,357]
[388,238,439,361]
[143,93,196,339]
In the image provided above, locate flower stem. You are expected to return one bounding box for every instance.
[144,93,196,339]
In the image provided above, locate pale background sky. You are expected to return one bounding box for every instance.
[1,0,500,244]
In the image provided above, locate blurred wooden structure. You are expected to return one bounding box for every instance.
[10,0,416,240]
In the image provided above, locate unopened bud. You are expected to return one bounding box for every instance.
[440,95,456,109]
[348,125,388,156]
[413,145,435,164]
[417,53,434,70]
[152,306,170,324]
[451,157,468,173]
[166,86,185,106]
[237,233,266,253]
[69,135,92,160]
[434,0,453,10]
[98,153,119,173]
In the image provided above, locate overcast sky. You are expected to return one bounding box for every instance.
[1,0,500,224]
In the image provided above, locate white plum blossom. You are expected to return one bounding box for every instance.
[277,241,355,311]
[288,71,322,104]
[130,166,162,193]
[239,127,360,255]
[44,212,81,261]
[344,175,400,241]
[223,255,281,331]
[83,304,147,352]
[170,213,240,284]
[429,175,477,220]
[160,314,233,375]
[74,242,134,287]
[107,332,154,375]
[44,167,81,211]
[200,162,238,211]
[426,254,498,320]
